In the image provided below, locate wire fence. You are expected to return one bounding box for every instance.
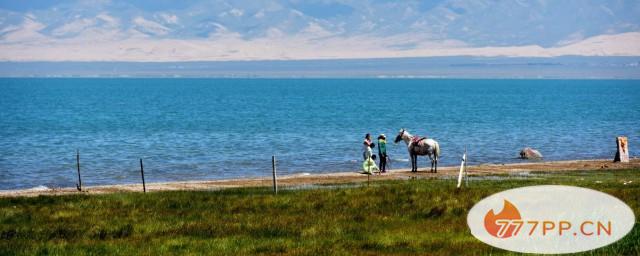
[63,149,424,194]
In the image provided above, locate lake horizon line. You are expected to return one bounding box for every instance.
[1,56,639,79]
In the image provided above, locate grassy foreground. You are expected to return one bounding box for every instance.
[1,169,639,255]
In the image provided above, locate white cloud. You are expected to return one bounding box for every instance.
[265,27,284,38]
[300,22,333,38]
[445,13,456,21]
[158,13,178,24]
[290,9,304,17]
[1,16,47,42]
[96,13,119,27]
[254,10,265,19]
[207,22,241,39]
[0,24,20,35]
[133,16,169,36]
[229,8,244,17]
[600,5,614,16]
[360,20,376,31]
[51,18,95,37]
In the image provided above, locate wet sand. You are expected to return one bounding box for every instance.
[1,158,638,198]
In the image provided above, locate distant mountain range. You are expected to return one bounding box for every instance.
[0,0,639,61]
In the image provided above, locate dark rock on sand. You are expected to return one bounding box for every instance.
[520,147,543,159]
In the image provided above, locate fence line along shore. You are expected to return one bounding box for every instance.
[1,158,638,198]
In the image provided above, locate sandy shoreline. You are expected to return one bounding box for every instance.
[1,158,638,198]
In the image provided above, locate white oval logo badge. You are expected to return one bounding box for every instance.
[467,185,635,254]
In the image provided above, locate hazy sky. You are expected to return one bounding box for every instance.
[1,0,639,61]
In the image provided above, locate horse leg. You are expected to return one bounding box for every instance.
[412,154,417,172]
[411,155,416,172]
[433,158,438,173]
[430,158,434,173]
[428,154,433,173]
[409,154,413,172]
[409,153,413,172]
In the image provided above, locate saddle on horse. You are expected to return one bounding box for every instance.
[409,135,432,156]
[410,136,428,147]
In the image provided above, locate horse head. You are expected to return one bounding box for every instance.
[394,129,405,143]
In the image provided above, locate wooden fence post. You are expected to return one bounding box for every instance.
[140,158,146,193]
[76,150,82,191]
[272,155,277,194]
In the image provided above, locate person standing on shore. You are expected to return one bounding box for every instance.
[377,134,388,173]
[363,133,374,160]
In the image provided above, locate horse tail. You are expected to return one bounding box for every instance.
[434,141,441,159]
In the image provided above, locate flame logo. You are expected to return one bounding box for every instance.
[484,199,522,238]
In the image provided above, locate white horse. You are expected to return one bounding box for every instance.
[394,129,440,173]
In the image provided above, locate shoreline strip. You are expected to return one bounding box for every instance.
[1,158,638,198]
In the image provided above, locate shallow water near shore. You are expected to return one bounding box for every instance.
[0,78,639,189]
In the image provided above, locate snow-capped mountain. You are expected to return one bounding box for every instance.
[0,0,638,61]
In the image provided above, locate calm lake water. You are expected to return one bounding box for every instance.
[0,78,638,189]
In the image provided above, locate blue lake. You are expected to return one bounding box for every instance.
[0,78,638,189]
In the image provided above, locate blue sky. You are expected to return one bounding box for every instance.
[0,0,639,61]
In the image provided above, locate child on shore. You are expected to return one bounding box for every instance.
[362,152,379,174]
[362,133,379,174]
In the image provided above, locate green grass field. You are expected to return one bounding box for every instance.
[1,169,639,255]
